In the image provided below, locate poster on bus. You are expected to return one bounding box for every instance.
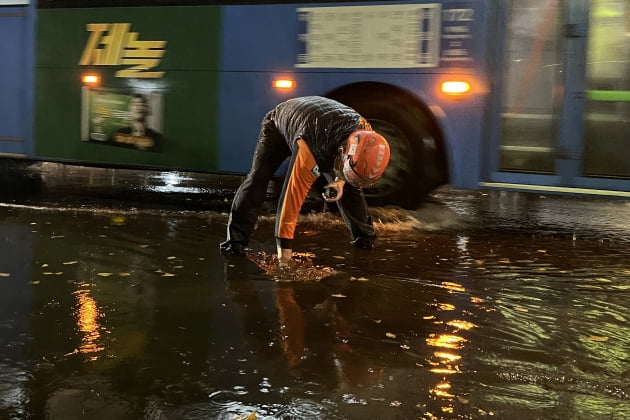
[81,87,164,152]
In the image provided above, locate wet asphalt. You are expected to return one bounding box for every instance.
[0,161,629,419]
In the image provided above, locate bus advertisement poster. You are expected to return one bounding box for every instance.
[81,88,164,153]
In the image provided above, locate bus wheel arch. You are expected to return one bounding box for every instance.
[327,82,449,209]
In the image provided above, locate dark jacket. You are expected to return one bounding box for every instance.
[269,96,371,174]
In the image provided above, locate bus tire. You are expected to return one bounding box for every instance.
[328,83,447,209]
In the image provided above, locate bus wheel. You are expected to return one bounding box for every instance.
[329,84,446,209]
[359,118,413,206]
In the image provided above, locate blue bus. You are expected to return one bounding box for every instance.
[1,0,629,206]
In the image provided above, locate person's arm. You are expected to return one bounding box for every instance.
[336,183,377,249]
[275,139,319,265]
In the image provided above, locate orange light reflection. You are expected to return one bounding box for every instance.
[74,290,104,355]
[434,351,462,362]
[446,320,477,331]
[429,366,461,375]
[441,281,466,293]
[426,334,467,349]
[437,303,456,311]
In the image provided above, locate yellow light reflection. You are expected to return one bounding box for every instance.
[429,366,461,375]
[74,290,104,355]
[441,281,466,293]
[426,334,467,349]
[436,381,451,390]
[430,381,455,399]
[446,320,477,331]
[433,389,455,399]
[424,298,477,416]
[434,351,462,362]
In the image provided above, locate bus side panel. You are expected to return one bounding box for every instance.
[216,4,303,173]
[0,5,34,157]
[217,70,487,188]
[35,6,222,171]
[218,2,488,188]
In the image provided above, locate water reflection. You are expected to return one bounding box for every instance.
[73,289,104,357]
[424,283,473,414]
[0,190,628,419]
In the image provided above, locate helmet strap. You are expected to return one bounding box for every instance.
[333,154,345,181]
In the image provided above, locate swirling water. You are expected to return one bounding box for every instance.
[0,189,628,419]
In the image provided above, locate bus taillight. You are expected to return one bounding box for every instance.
[441,80,471,96]
[81,74,101,86]
[272,79,296,89]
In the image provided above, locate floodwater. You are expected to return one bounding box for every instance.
[1,169,630,419]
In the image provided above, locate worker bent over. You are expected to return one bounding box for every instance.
[220,96,390,266]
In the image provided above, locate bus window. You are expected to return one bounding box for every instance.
[499,0,562,174]
[583,0,630,178]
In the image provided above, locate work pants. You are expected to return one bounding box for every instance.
[226,113,376,247]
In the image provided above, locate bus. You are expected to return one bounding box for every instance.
[1,0,629,208]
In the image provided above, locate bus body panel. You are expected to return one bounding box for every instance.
[35,6,223,171]
[0,5,34,157]
[4,0,626,197]
[217,70,487,189]
[217,1,489,190]
[32,1,488,191]
[221,0,486,74]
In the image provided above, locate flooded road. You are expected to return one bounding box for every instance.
[1,167,629,419]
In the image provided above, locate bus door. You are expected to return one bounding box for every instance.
[489,0,630,194]
[582,0,630,182]
[0,2,33,158]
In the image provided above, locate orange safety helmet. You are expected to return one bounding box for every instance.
[342,130,390,189]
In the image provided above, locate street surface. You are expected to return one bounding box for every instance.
[1,162,629,419]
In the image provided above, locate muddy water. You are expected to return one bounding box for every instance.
[0,189,629,419]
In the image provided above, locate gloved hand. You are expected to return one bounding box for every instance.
[322,177,345,202]
[352,236,374,250]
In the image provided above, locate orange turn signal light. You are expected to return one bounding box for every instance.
[441,80,471,96]
[272,79,296,89]
[82,74,101,86]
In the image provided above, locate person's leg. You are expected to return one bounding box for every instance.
[335,185,376,249]
[221,114,290,253]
